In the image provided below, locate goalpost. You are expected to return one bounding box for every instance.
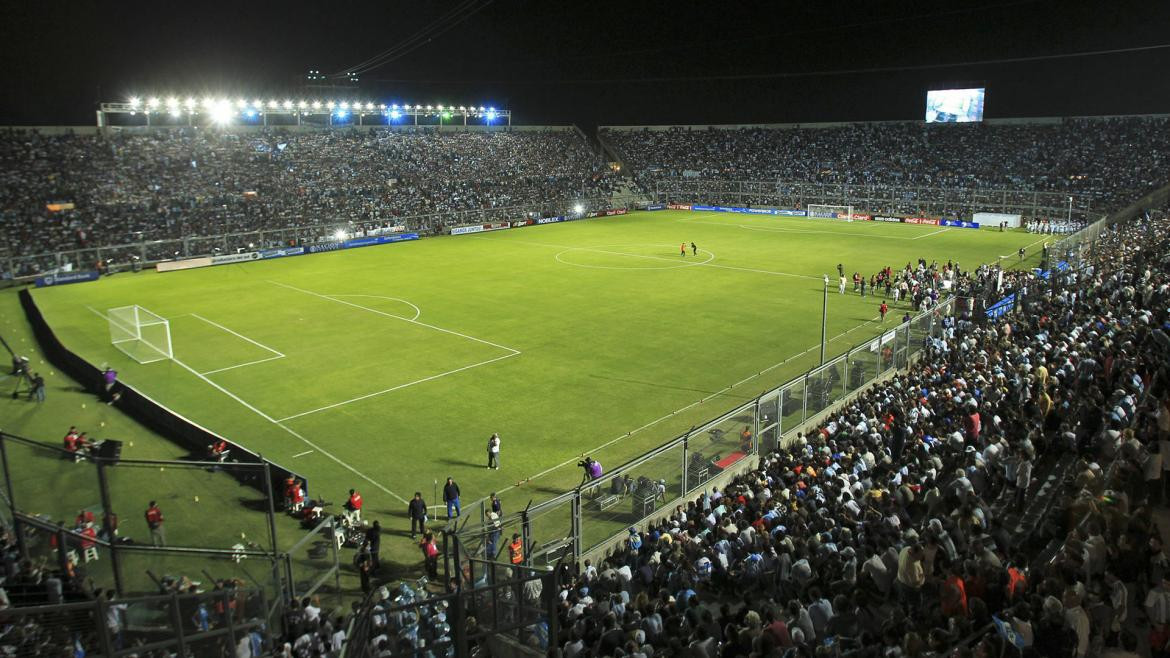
[806,204,855,221]
[108,305,173,364]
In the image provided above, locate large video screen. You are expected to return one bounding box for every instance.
[925,88,985,123]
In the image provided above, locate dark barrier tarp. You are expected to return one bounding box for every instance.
[18,288,307,499]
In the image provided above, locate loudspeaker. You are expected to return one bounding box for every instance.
[97,439,123,462]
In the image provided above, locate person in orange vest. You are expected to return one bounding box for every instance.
[680,243,686,257]
[940,563,968,618]
[739,426,753,453]
[507,533,524,565]
[344,488,363,524]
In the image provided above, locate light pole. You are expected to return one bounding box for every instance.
[820,274,829,365]
[1067,196,1073,225]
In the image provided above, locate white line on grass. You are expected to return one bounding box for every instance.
[275,352,520,422]
[910,227,952,240]
[475,235,821,280]
[326,295,422,321]
[681,218,927,241]
[200,355,285,376]
[85,306,411,505]
[484,312,889,501]
[292,450,315,458]
[190,313,284,356]
[268,281,521,355]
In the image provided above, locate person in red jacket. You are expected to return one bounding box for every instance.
[344,488,363,524]
[144,501,165,547]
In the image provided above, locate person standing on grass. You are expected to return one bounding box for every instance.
[487,432,501,470]
[344,488,363,524]
[408,492,427,539]
[880,302,889,322]
[839,275,846,294]
[364,521,381,573]
[691,242,698,256]
[443,477,461,520]
[860,278,867,297]
[680,242,686,257]
[837,263,844,278]
[145,501,165,546]
[28,372,45,403]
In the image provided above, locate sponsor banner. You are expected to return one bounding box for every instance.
[536,216,566,225]
[258,246,305,259]
[691,204,807,217]
[873,216,903,223]
[451,225,484,236]
[903,217,941,226]
[387,225,406,233]
[211,252,261,265]
[939,219,981,229]
[483,222,511,232]
[646,204,666,211]
[511,219,533,228]
[307,241,344,253]
[34,270,100,287]
[602,209,628,216]
[835,213,872,221]
[158,257,214,272]
[667,203,692,210]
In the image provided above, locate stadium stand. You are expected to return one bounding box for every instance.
[0,128,619,276]
[602,117,1170,218]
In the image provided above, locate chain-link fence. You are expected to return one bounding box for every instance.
[455,298,953,566]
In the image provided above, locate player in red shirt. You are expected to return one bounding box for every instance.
[880,302,889,322]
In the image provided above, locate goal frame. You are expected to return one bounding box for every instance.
[108,305,173,364]
[806,204,855,221]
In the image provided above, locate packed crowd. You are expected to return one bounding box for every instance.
[0,127,618,274]
[520,211,1170,657]
[603,118,1170,217]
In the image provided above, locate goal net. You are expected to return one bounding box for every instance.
[807,204,856,221]
[108,305,173,364]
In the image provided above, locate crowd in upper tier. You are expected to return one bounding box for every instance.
[602,118,1170,216]
[0,127,618,272]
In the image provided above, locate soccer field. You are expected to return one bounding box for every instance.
[28,210,1044,537]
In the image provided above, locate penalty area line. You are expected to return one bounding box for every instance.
[84,306,410,505]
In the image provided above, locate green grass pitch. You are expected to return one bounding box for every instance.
[14,209,1046,571]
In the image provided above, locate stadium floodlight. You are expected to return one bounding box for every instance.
[389,110,401,120]
[479,106,485,111]
[236,99,247,109]
[297,100,307,109]
[185,97,196,109]
[426,104,433,110]
[252,99,263,108]
[573,203,584,214]
[266,99,277,109]
[128,96,140,108]
[147,97,160,109]
[209,102,232,125]
[333,229,347,241]
[311,100,321,110]
[282,100,293,109]
[169,108,182,118]
[326,101,335,109]
[166,96,179,108]
[339,101,350,110]
[391,103,398,110]
[378,103,386,110]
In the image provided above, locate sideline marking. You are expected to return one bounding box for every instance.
[200,355,285,376]
[478,311,890,503]
[325,294,421,322]
[84,306,410,505]
[291,450,315,459]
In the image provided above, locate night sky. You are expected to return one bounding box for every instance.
[2,0,1168,129]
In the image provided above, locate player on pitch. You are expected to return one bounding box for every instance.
[680,243,686,257]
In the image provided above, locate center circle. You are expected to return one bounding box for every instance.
[555,244,715,270]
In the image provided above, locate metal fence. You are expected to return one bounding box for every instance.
[652,178,1099,224]
[3,194,643,279]
[455,297,954,565]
